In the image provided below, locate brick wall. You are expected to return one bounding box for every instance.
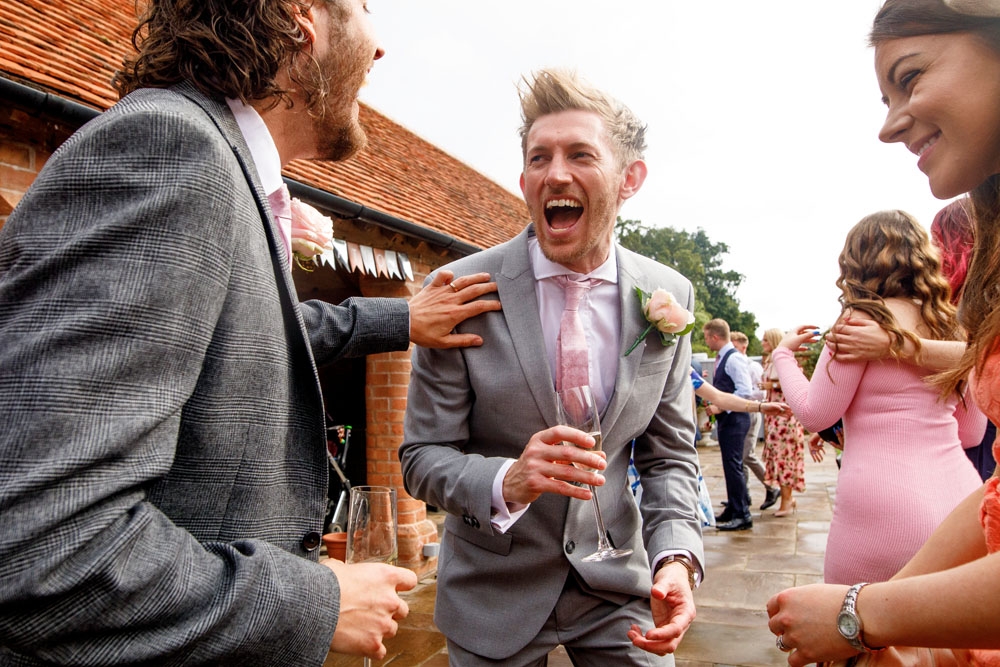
[348,239,451,575]
[0,133,49,229]
[0,107,75,230]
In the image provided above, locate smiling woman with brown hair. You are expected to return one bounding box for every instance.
[766,2,1000,665]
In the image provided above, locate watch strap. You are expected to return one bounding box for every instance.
[840,583,885,654]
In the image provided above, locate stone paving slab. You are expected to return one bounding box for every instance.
[324,438,839,666]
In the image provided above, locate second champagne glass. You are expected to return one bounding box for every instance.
[556,386,633,562]
[345,485,398,667]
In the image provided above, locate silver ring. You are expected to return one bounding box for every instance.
[776,635,792,652]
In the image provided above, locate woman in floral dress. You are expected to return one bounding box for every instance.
[760,328,806,517]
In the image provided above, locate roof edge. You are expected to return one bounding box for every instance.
[0,75,480,257]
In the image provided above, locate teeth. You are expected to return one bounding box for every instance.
[546,199,582,209]
[916,135,938,157]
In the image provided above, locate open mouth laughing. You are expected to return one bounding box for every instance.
[545,198,583,230]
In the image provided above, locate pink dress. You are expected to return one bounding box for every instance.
[772,346,985,584]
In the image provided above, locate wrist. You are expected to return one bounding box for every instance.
[655,554,698,590]
[836,583,886,654]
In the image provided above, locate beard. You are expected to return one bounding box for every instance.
[307,24,371,162]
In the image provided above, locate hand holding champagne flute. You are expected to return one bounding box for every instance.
[346,486,398,666]
[556,386,632,562]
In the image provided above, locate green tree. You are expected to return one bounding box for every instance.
[615,218,760,355]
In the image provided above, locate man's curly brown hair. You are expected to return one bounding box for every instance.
[113,0,347,112]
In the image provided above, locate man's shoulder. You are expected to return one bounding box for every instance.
[437,229,527,275]
[616,245,692,289]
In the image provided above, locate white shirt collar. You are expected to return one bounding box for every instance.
[528,234,619,284]
[225,98,283,195]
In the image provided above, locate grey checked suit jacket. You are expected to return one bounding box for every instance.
[400,226,703,660]
[0,83,409,666]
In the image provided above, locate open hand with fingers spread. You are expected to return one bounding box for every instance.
[408,270,501,349]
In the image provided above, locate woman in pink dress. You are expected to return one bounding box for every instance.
[773,211,984,586]
[767,2,1000,664]
[759,328,806,517]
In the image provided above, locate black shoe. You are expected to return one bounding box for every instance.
[760,487,780,510]
[714,509,733,523]
[716,516,753,531]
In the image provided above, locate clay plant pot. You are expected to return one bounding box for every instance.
[323,532,347,562]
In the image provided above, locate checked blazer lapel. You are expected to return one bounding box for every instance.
[171,83,317,373]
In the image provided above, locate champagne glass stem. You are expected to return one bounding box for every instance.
[588,485,613,550]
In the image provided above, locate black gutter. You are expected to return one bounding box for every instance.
[1,75,481,257]
[0,75,100,126]
[284,180,481,256]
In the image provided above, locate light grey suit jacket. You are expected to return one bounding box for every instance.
[400,226,703,659]
[0,83,409,666]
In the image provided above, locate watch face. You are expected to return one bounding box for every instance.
[837,612,860,638]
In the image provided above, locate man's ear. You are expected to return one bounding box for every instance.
[619,159,647,201]
[294,3,318,45]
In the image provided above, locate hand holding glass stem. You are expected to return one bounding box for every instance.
[557,386,633,562]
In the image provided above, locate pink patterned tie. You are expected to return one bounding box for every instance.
[267,183,293,261]
[556,275,597,392]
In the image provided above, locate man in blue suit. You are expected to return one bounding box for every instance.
[703,318,756,531]
[0,1,497,664]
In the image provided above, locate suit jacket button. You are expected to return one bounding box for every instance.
[471,517,480,529]
[301,531,322,552]
[565,541,575,554]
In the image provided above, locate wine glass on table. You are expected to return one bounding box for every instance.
[556,385,633,562]
[345,485,398,666]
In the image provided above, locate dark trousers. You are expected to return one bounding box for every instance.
[718,412,751,519]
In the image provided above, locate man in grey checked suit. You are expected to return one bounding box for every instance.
[401,69,704,665]
[0,1,498,665]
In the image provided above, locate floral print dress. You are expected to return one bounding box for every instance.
[762,361,806,492]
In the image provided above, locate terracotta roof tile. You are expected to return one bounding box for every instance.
[0,0,527,250]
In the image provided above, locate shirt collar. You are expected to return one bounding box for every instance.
[528,233,619,284]
[225,98,283,195]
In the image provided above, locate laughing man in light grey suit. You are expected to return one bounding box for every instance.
[0,1,500,665]
[401,69,704,666]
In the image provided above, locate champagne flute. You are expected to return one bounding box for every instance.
[345,486,398,666]
[556,386,633,562]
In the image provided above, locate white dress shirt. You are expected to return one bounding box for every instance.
[225,98,291,257]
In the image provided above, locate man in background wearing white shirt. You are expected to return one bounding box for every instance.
[731,332,780,510]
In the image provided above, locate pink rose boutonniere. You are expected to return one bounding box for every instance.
[289,198,334,271]
[624,287,696,356]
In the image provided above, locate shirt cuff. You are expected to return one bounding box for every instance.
[490,459,530,532]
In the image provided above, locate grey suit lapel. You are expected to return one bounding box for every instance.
[498,229,559,426]
[601,247,649,432]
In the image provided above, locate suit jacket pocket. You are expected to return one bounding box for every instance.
[447,514,513,556]
[636,356,674,378]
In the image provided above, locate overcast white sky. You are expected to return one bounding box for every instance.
[360,1,952,339]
